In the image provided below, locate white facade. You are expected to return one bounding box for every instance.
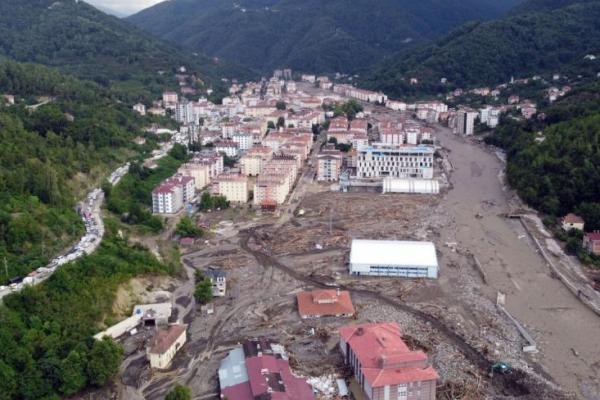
[232,133,253,151]
[349,239,438,278]
[357,144,434,180]
[152,185,183,214]
[382,178,440,194]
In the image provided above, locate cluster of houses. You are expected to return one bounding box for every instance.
[561,213,600,256]
[217,319,439,400]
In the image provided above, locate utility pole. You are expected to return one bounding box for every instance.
[329,208,333,235]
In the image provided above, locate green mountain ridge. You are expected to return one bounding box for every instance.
[0,0,251,100]
[127,0,522,74]
[362,0,600,98]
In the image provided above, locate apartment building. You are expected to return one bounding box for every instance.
[240,146,273,176]
[455,109,478,136]
[152,174,195,214]
[356,143,434,179]
[317,145,343,181]
[179,151,223,190]
[213,174,249,203]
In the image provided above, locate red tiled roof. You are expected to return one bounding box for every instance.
[148,324,186,354]
[562,213,584,224]
[585,231,600,241]
[297,289,355,318]
[339,322,439,388]
[222,382,253,400]
[245,355,314,400]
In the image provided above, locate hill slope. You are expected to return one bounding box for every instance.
[128,0,521,73]
[363,1,600,97]
[0,0,248,98]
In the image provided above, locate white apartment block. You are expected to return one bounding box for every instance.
[240,146,272,176]
[232,133,253,151]
[162,91,178,109]
[175,100,196,125]
[214,141,239,157]
[214,174,248,203]
[133,103,146,116]
[152,184,183,214]
[356,143,434,180]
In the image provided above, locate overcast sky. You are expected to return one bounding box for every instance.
[85,0,165,16]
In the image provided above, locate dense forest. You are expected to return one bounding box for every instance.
[0,232,174,399]
[486,83,600,231]
[0,61,158,282]
[0,0,249,101]
[128,0,520,73]
[363,1,600,97]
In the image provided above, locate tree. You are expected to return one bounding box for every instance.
[276,101,286,110]
[168,143,188,161]
[176,216,203,238]
[276,116,285,128]
[194,279,213,305]
[59,350,87,396]
[86,338,123,387]
[165,384,192,400]
[267,121,276,130]
[0,360,17,400]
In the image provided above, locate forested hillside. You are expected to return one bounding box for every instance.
[128,0,521,73]
[0,233,174,399]
[0,61,159,283]
[486,83,600,231]
[0,0,248,100]
[363,1,600,97]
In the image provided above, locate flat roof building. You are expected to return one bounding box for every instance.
[349,239,438,278]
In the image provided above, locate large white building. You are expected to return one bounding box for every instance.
[349,239,438,278]
[356,143,434,179]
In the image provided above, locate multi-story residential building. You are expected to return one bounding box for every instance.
[386,100,407,111]
[214,140,240,158]
[254,174,290,208]
[179,151,223,190]
[339,322,438,400]
[152,174,195,214]
[317,145,343,181]
[175,99,196,125]
[356,143,434,179]
[213,174,248,203]
[231,132,253,151]
[455,109,478,135]
[152,182,183,214]
[328,116,349,132]
[240,146,273,176]
[380,128,404,145]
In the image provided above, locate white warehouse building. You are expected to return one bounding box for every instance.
[349,239,438,278]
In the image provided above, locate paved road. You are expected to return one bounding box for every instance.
[436,127,600,399]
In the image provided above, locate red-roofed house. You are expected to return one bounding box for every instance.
[297,289,355,318]
[583,231,600,256]
[147,324,187,369]
[561,213,585,231]
[339,322,438,400]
